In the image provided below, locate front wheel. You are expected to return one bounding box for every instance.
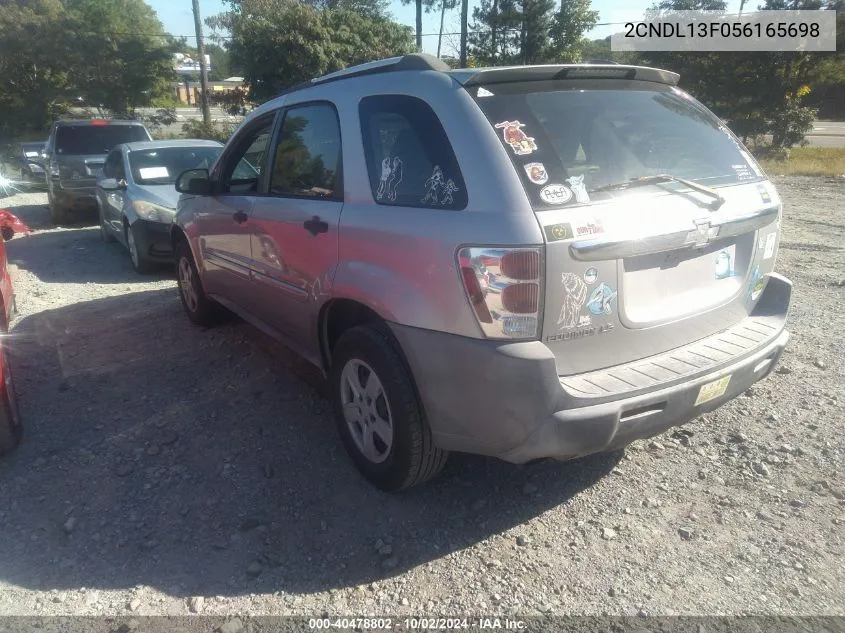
[99,204,114,243]
[330,325,448,491]
[175,239,223,327]
[126,221,153,274]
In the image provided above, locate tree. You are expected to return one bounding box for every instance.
[208,0,415,102]
[549,0,599,62]
[469,0,562,65]
[399,0,432,49]
[63,0,176,115]
[0,0,75,140]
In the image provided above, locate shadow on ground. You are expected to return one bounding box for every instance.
[0,286,620,598]
[5,225,173,284]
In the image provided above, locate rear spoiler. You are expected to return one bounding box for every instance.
[452,64,680,87]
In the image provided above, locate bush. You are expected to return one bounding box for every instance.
[179,119,238,143]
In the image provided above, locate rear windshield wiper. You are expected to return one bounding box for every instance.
[592,174,726,210]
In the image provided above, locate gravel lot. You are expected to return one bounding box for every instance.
[0,177,842,619]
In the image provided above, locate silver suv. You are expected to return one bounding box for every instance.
[172,54,792,491]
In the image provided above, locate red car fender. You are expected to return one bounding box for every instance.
[0,209,31,238]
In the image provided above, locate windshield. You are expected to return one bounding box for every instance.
[55,124,150,155]
[472,79,765,208]
[128,146,221,185]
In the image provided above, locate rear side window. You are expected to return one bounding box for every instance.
[55,124,150,155]
[103,149,124,180]
[359,95,467,210]
[270,103,342,199]
[471,80,764,208]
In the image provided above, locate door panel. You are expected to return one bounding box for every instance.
[197,113,277,306]
[247,102,343,352]
[196,195,256,304]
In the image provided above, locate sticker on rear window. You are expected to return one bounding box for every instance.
[477,87,494,98]
[524,162,548,185]
[494,120,537,156]
[584,267,598,285]
[565,175,591,204]
[421,165,459,207]
[139,167,169,179]
[539,184,572,205]
[377,156,403,201]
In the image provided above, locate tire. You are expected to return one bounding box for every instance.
[0,346,22,455]
[175,238,222,327]
[125,221,153,274]
[330,325,448,491]
[99,204,115,243]
[49,197,66,225]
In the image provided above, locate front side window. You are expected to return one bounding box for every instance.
[220,115,275,194]
[129,146,221,185]
[54,124,150,155]
[359,95,467,210]
[471,80,765,208]
[269,103,342,199]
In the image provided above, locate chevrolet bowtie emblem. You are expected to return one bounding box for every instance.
[690,218,718,248]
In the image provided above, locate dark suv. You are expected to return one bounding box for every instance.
[45,119,152,223]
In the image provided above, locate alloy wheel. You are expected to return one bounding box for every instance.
[339,359,394,464]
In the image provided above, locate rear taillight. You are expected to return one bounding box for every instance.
[458,247,543,339]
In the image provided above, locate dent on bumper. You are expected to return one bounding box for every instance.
[389,273,792,464]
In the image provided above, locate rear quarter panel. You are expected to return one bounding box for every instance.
[327,71,542,336]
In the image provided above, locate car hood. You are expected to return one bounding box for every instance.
[130,184,180,210]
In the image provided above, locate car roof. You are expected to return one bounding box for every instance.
[275,54,679,99]
[123,139,223,151]
[53,119,148,127]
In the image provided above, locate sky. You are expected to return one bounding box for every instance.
[148,0,745,59]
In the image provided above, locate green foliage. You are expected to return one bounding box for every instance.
[0,0,177,141]
[208,0,416,102]
[469,0,598,65]
[638,0,843,150]
[179,119,238,143]
[549,0,599,62]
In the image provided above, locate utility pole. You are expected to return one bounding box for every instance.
[191,0,212,126]
[460,0,468,67]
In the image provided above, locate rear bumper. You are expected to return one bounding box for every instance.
[390,273,792,463]
[51,182,98,211]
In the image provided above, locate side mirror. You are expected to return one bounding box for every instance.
[176,168,213,195]
[98,178,125,191]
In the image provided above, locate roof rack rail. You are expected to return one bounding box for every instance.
[311,53,450,86]
[582,59,619,65]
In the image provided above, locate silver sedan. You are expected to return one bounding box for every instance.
[96,139,223,273]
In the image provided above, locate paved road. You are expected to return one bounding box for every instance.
[806,121,845,148]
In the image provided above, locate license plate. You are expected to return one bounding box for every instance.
[694,374,732,406]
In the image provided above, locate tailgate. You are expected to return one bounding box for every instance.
[539,181,781,375]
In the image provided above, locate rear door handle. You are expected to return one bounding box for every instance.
[303,216,329,236]
[233,210,248,224]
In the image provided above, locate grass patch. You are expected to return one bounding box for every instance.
[759,147,845,177]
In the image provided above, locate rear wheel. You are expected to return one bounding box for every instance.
[175,239,222,326]
[330,325,448,491]
[49,197,66,225]
[0,346,22,455]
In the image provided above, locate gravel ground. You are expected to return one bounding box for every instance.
[0,177,842,619]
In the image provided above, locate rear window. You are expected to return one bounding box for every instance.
[129,146,221,185]
[360,95,467,210]
[471,79,764,208]
[55,124,150,155]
